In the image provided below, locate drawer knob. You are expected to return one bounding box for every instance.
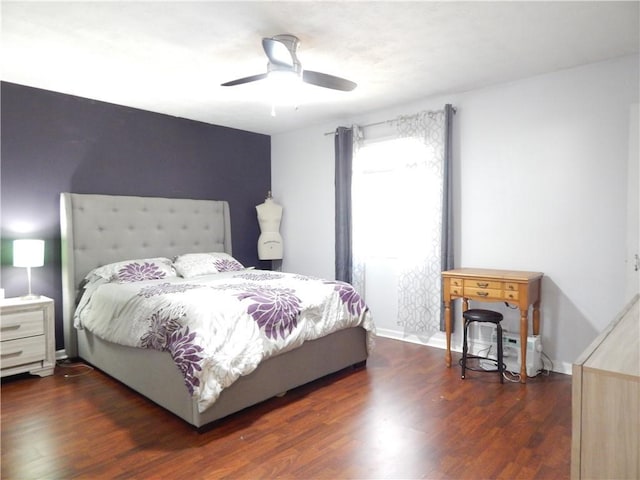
[477,282,489,288]
[477,291,489,297]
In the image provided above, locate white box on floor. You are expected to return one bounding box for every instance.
[491,331,543,377]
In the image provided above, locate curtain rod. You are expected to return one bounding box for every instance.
[323,106,456,136]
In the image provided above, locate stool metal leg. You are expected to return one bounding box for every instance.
[461,319,470,379]
[497,323,504,384]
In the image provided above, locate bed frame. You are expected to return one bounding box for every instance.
[60,193,368,428]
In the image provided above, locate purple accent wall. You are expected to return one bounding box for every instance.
[1,82,271,351]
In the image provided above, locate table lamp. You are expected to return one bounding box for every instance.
[13,239,45,299]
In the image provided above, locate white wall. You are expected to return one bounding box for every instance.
[272,55,639,373]
[271,126,336,280]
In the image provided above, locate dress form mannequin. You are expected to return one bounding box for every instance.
[256,191,283,260]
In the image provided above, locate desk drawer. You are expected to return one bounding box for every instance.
[464,287,503,300]
[463,279,503,290]
[1,335,45,369]
[504,290,519,301]
[450,287,464,296]
[504,282,519,292]
[0,310,44,341]
[447,277,465,296]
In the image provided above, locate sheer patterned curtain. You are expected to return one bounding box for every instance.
[350,125,366,297]
[393,109,448,334]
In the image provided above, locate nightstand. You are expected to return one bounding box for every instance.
[1,296,55,377]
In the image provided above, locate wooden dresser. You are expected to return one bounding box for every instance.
[571,294,639,479]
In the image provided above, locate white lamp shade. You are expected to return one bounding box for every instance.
[13,239,45,268]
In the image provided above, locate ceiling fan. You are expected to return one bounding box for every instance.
[221,34,357,92]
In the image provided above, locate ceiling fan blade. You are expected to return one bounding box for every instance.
[262,37,294,68]
[302,70,357,91]
[221,73,268,87]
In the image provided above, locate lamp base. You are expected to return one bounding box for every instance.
[20,293,41,301]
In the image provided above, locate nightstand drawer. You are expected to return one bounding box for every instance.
[1,335,46,369]
[0,310,44,341]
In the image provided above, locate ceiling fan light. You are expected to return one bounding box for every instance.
[267,69,301,83]
[266,70,303,111]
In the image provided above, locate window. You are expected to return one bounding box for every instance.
[353,136,442,261]
[348,108,451,334]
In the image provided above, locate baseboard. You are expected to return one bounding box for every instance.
[55,349,69,361]
[375,327,452,352]
[554,361,573,376]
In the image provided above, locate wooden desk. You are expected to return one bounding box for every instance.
[442,268,543,383]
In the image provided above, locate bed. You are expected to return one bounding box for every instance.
[60,192,373,429]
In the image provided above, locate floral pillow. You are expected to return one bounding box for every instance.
[173,252,245,278]
[87,257,176,283]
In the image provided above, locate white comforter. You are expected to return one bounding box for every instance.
[75,270,375,412]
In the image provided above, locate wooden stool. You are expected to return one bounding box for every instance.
[461,309,504,383]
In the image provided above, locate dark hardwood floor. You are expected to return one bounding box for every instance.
[1,337,572,479]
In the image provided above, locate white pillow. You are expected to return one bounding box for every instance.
[173,252,245,278]
[88,257,176,283]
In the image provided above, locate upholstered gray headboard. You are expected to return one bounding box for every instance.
[60,193,232,357]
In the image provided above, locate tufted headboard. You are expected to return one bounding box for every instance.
[60,192,232,357]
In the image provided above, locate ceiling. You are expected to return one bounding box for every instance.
[2,1,639,135]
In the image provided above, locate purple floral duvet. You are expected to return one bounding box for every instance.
[75,270,375,412]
